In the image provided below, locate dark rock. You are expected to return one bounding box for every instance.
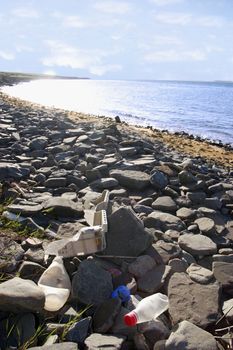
[213,261,233,295]
[128,255,156,278]
[44,177,67,188]
[0,162,30,180]
[72,260,113,305]
[65,317,92,344]
[152,196,177,213]
[150,170,168,190]
[178,170,197,185]
[103,206,152,257]
[137,264,171,293]
[93,298,121,333]
[0,238,25,272]
[28,136,48,150]
[18,261,45,282]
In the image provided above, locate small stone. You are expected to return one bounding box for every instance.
[178,170,197,185]
[176,207,196,220]
[168,258,188,272]
[85,333,126,350]
[186,263,214,284]
[186,191,206,204]
[65,317,92,343]
[150,170,168,190]
[153,241,181,264]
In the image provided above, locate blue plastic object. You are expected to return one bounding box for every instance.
[111,285,131,303]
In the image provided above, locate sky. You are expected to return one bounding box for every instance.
[0,0,233,81]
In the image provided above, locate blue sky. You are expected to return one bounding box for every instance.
[0,0,233,81]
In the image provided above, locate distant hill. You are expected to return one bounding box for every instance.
[0,71,89,86]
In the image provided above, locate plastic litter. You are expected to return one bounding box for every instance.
[111,285,131,303]
[124,292,169,326]
[38,256,71,312]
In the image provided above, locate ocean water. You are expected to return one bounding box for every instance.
[2,79,233,145]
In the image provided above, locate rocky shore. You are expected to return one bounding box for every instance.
[0,82,233,350]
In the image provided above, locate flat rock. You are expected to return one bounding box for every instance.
[186,263,214,284]
[43,197,83,218]
[152,196,177,213]
[7,203,43,215]
[137,264,171,293]
[29,343,79,350]
[168,273,220,328]
[178,233,217,256]
[90,177,119,190]
[0,277,45,313]
[72,260,113,305]
[85,333,126,350]
[103,206,152,257]
[145,211,186,232]
[110,169,150,190]
[165,320,218,350]
[0,162,30,180]
[212,262,233,294]
[194,217,215,234]
[176,207,196,220]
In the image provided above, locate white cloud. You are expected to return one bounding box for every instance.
[62,15,89,28]
[12,8,39,18]
[42,41,122,76]
[144,49,206,62]
[152,35,183,46]
[154,12,225,27]
[151,0,184,5]
[94,0,131,14]
[16,45,34,53]
[0,50,15,60]
[155,12,192,25]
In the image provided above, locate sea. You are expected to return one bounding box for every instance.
[2,79,233,146]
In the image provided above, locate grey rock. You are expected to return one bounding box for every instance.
[194,217,215,234]
[43,197,83,218]
[168,273,220,328]
[72,260,113,305]
[145,211,186,232]
[222,298,233,321]
[0,238,25,272]
[110,169,150,190]
[7,203,43,215]
[133,204,154,215]
[103,206,152,257]
[186,263,214,284]
[24,247,45,264]
[152,196,177,213]
[85,333,126,350]
[165,320,218,350]
[93,298,121,333]
[213,262,233,294]
[0,277,45,312]
[150,170,168,190]
[90,177,119,190]
[153,241,181,264]
[176,207,196,220]
[128,255,156,278]
[168,258,188,272]
[178,233,217,256]
[137,264,171,293]
[208,183,223,194]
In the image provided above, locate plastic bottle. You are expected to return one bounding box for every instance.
[124,292,169,326]
[38,256,71,312]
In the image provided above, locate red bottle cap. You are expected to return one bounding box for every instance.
[124,311,137,326]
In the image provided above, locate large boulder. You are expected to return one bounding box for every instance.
[168,273,221,328]
[110,169,150,190]
[165,320,218,350]
[178,233,217,256]
[72,260,113,305]
[0,277,45,313]
[43,197,83,218]
[103,206,152,257]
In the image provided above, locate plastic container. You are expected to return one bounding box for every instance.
[38,256,71,312]
[124,292,169,326]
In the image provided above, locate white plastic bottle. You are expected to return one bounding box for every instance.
[38,256,71,312]
[124,292,169,326]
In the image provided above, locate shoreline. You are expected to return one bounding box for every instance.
[0,90,232,169]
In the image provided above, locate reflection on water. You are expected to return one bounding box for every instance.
[2,78,233,145]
